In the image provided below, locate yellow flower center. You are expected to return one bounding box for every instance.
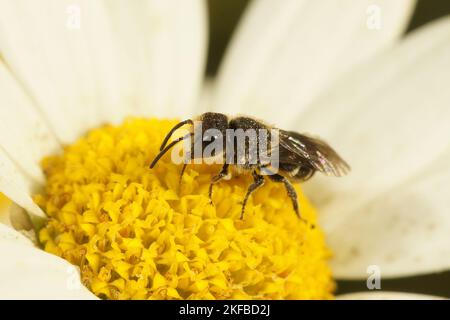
[0,193,11,225]
[35,118,334,300]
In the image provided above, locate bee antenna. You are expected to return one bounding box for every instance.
[150,133,193,169]
[159,119,193,151]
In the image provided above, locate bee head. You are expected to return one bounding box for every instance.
[197,112,228,132]
[150,113,229,168]
[196,112,228,142]
[193,112,229,158]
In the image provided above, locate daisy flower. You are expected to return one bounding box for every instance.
[0,0,449,299]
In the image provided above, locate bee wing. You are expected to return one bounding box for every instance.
[276,130,350,177]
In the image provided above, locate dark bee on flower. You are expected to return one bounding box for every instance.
[150,112,350,221]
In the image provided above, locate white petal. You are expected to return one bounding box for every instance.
[106,0,207,119]
[214,0,415,126]
[0,0,123,143]
[0,193,11,226]
[337,292,445,300]
[300,17,450,220]
[0,222,32,246]
[0,195,33,231]
[197,78,214,114]
[0,62,60,184]
[0,225,96,299]
[330,153,450,278]
[294,18,450,278]
[0,149,45,219]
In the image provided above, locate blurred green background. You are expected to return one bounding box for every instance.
[206,0,450,298]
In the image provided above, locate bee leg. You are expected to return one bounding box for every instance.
[241,171,265,219]
[208,163,229,200]
[178,163,188,186]
[268,174,307,223]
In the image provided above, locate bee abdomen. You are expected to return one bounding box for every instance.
[294,166,315,181]
[279,163,315,181]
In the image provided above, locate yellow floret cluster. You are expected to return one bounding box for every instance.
[35,118,334,300]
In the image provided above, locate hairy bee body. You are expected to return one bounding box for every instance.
[150,112,349,220]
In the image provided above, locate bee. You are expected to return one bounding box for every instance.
[150,112,349,221]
